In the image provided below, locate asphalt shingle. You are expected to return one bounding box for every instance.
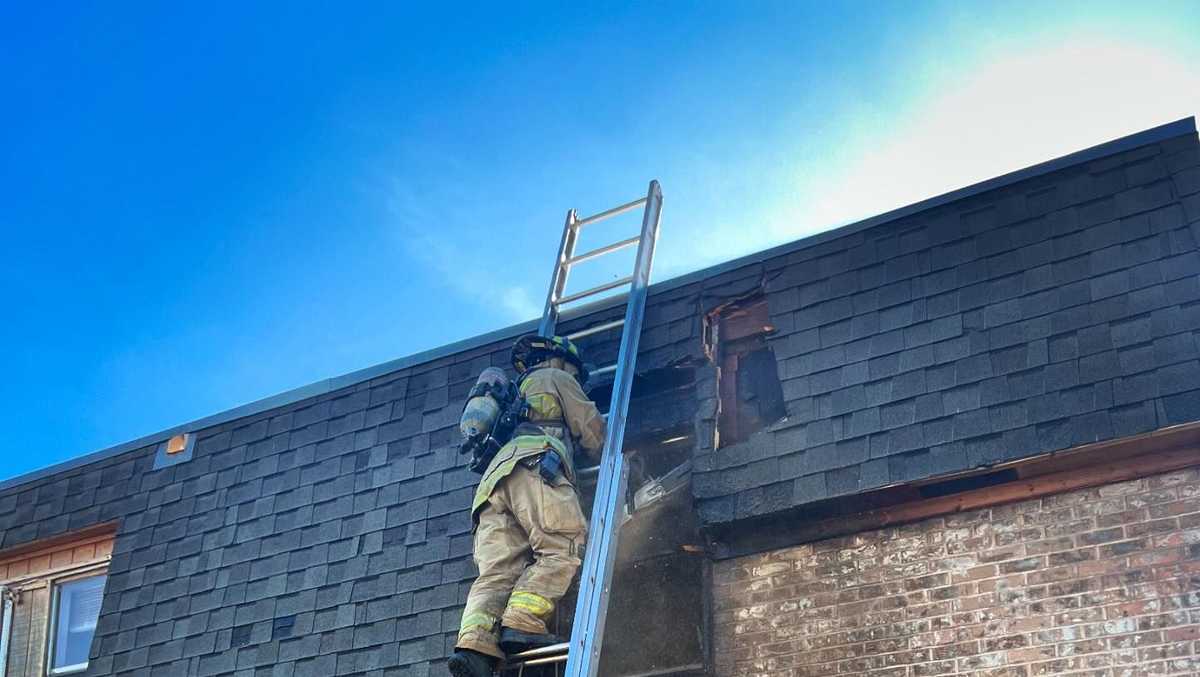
[1,123,1198,675]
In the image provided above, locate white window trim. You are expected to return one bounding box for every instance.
[44,566,107,677]
[1,586,14,677]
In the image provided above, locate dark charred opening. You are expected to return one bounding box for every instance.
[582,365,698,479]
[709,295,785,447]
[917,468,1019,498]
[596,437,706,677]
[587,366,695,405]
[527,364,707,677]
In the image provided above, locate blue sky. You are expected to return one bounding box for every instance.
[1,1,1197,481]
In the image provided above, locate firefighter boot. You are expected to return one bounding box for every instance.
[499,626,562,655]
[448,649,496,677]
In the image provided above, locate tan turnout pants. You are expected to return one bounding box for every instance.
[456,462,588,660]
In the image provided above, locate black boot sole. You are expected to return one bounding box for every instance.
[499,628,562,656]
[448,652,494,677]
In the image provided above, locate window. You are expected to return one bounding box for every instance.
[47,574,106,675]
[1,587,13,677]
[0,529,112,677]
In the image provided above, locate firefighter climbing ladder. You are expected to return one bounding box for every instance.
[506,181,663,676]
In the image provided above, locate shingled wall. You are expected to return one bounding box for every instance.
[693,127,1200,525]
[0,121,1198,676]
[0,287,717,676]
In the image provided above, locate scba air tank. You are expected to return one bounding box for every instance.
[459,367,512,439]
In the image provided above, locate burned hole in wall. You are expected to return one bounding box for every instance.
[586,364,697,479]
[708,294,785,448]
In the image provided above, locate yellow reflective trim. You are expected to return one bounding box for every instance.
[472,434,568,520]
[507,591,554,618]
[523,392,563,422]
[459,611,498,633]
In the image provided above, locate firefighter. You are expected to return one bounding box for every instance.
[449,335,606,677]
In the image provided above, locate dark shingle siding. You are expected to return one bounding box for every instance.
[0,269,712,676]
[0,124,1198,675]
[0,340,501,676]
[691,130,1200,521]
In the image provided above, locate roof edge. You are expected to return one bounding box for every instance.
[3,116,1194,493]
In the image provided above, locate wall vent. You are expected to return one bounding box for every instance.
[152,432,195,470]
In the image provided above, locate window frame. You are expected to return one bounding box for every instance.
[1,586,13,677]
[44,567,107,677]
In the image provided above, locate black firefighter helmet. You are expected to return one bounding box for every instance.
[510,335,588,384]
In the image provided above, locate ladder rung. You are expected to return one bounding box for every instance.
[507,643,570,660]
[554,276,633,306]
[563,291,630,319]
[565,236,641,267]
[502,642,570,670]
[591,364,617,377]
[575,197,647,228]
[567,319,625,341]
[517,654,569,667]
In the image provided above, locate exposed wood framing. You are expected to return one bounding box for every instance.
[704,294,785,447]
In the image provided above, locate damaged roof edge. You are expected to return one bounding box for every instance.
[3,116,1194,494]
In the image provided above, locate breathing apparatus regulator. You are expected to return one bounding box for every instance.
[457,335,588,474]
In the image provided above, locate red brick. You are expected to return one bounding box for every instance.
[911,659,956,675]
[1077,557,1128,577]
[1146,468,1200,489]
[1127,517,1182,538]
[714,468,1200,676]
[1149,497,1200,518]
[1076,526,1125,545]
[1165,626,1200,642]
[1097,508,1149,528]
[1128,488,1181,508]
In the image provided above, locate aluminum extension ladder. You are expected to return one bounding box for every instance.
[504,181,663,677]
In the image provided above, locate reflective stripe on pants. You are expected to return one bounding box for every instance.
[456,464,587,659]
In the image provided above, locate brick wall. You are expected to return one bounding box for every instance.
[713,466,1200,676]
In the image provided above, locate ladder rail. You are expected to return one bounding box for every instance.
[542,194,652,336]
[516,180,663,677]
[563,180,663,677]
[539,209,579,337]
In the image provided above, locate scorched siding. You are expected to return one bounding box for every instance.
[693,127,1200,525]
[0,119,1195,676]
